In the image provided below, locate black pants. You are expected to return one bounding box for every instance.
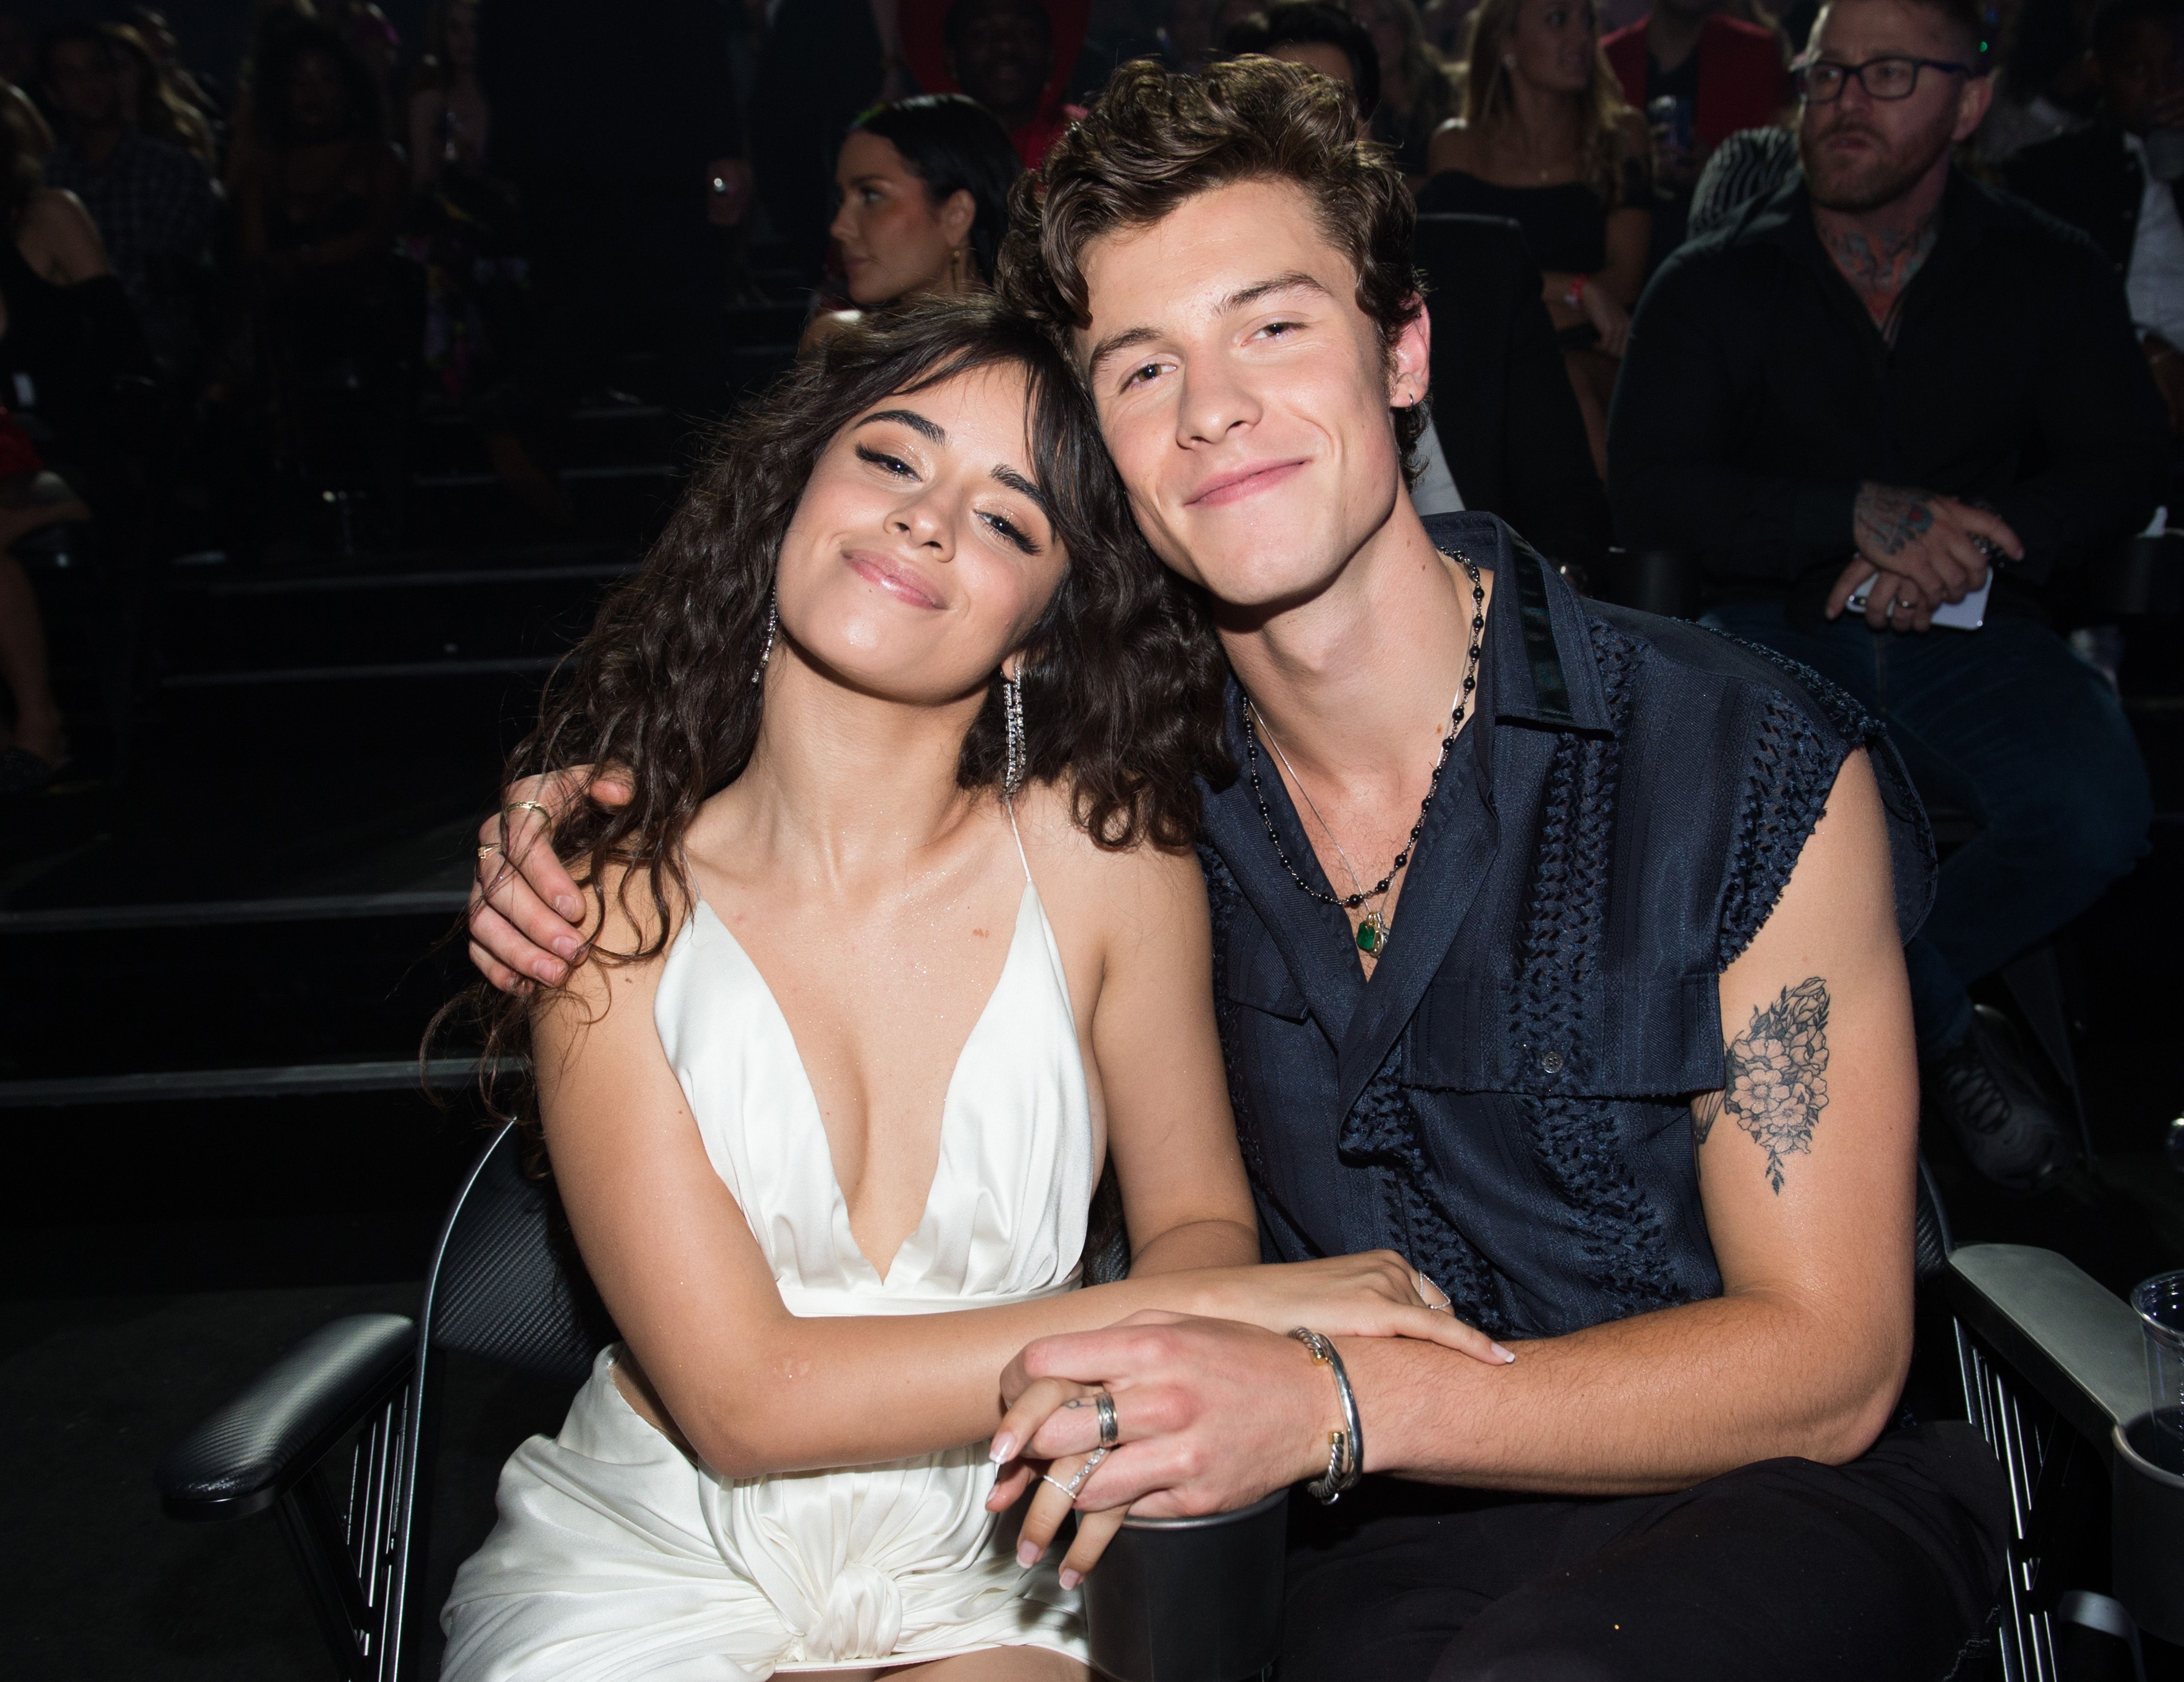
[1281,1425,2011,1682]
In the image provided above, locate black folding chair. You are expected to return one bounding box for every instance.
[160,1125,2183,1682]
[156,1121,611,1681]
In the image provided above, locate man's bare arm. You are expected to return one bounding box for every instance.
[1337,748,1917,1493]
[1003,750,1919,1515]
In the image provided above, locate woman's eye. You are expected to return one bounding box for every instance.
[855,445,915,478]
[981,511,1039,555]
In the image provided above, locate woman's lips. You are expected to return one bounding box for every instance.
[846,550,944,609]
[1187,459,1308,509]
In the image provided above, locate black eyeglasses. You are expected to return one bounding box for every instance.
[1792,54,1977,102]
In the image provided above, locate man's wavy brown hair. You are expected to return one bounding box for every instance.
[453,299,1231,1109]
[996,54,1430,470]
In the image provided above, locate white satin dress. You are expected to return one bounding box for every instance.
[440,824,1095,1681]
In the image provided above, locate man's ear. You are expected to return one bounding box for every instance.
[1953,69,1995,141]
[1388,297,1432,412]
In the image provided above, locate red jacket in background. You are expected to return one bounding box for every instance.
[1601,13,1792,152]
[899,0,1089,167]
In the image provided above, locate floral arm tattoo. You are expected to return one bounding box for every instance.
[1854,484,1936,560]
[1695,977,1831,1194]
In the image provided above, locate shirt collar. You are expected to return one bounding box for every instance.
[1421,510,1615,736]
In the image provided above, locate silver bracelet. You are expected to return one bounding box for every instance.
[1288,1327,1362,1504]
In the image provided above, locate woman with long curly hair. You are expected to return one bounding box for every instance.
[1421,0,1649,472]
[440,299,1498,1681]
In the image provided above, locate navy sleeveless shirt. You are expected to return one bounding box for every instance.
[1200,512,1934,1340]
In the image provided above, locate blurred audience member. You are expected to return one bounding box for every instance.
[1601,0,1792,198]
[902,0,1090,166]
[232,22,405,391]
[1979,0,2100,159]
[1227,2,1382,125]
[125,8,221,124]
[38,23,213,379]
[483,0,748,415]
[0,13,30,93]
[751,0,886,274]
[803,94,1021,351]
[0,402,90,795]
[402,0,562,525]
[1684,116,1798,233]
[1069,0,1178,97]
[104,22,215,169]
[1609,0,2166,1192]
[1354,0,1463,185]
[2005,0,2184,433]
[1423,0,1652,472]
[1417,211,1614,563]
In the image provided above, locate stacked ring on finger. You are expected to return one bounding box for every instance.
[1094,1389,1118,1449]
[503,799,552,824]
[477,842,502,859]
[1040,1445,1109,1502]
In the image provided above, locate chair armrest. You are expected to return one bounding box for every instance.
[1944,1243,2145,1462]
[156,1312,415,1522]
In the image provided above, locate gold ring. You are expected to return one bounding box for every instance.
[503,799,551,824]
[477,842,501,859]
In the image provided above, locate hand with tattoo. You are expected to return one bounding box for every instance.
[1829,483,2024,632]
[1696,977,1831,1194]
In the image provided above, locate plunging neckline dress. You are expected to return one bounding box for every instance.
[441,824,1095,1680]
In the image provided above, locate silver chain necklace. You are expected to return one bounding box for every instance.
[1240,551,1487,958]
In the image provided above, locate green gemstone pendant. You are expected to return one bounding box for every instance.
[1356,915,1384,956]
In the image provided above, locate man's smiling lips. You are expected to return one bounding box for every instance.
[1186,458,1309,508]
[846,549,945,609]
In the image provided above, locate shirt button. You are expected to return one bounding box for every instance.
[1539,1048,1565,1074]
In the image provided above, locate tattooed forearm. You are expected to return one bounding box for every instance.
[1855,483,1935,559]
[1719,976,1831,1193]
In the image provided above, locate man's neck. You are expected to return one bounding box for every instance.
[1646,5,1710,75]
[70,118,125,172]
[1216,495,1493,792]
[1810,159,1951,336]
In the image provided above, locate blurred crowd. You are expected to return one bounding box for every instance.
[0,0,2176,1190]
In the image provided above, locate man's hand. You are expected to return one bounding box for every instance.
[1829,482,2023,630]
[990,1312,1342,1525]
[467,766,633,992]
[705,158,752,227]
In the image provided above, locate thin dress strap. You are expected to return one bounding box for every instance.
[1004,799,1034,886]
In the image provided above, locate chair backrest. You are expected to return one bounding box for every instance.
[424,1121,614,1380]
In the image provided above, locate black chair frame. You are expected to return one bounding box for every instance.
[160,1126,2184,1682]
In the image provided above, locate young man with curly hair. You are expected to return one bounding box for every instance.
[468,55,2008,1681]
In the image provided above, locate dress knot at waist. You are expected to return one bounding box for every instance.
[773,1270,1081,1319]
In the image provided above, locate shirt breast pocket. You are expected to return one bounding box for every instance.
[1406,968,1725,1113]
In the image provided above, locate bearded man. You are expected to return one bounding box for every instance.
[1608,0,2169,1198]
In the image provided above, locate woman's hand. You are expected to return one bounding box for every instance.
[1189,1251,1513,1363]
[1580,280,1632,358]
[988,1376,1133,1588]
[467,764,633,991]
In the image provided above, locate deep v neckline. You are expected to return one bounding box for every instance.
[689,883,1038,1285]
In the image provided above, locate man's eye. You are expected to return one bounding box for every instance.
[1123,361,1163,389]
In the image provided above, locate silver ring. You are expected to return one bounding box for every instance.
[1094,1389,1118,1449]
[1040,1444,1109,1503]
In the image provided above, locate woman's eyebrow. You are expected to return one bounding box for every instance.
[860,408,944,442]
[991,464,1050,515]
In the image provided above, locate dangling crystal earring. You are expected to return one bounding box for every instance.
[751,594,778,685]
[1002,668,1026,799]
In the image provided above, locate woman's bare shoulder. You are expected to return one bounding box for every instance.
[1010,780,1208,928]
[17,189,110,281]
[1426,115,1480,173]
[533,852,691,1030]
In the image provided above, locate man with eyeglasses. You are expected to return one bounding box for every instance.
[1609,0,2167,1197]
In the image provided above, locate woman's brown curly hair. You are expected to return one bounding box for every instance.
[455,297,1231,1107]
[995,55,1430,474]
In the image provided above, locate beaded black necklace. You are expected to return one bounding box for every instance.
[1241,551,1487,957]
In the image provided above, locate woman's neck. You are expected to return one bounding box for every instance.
[724,649,993,887]
[1500,77,1581,171]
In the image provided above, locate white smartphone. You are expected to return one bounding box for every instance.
[1846,571,1991,630]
